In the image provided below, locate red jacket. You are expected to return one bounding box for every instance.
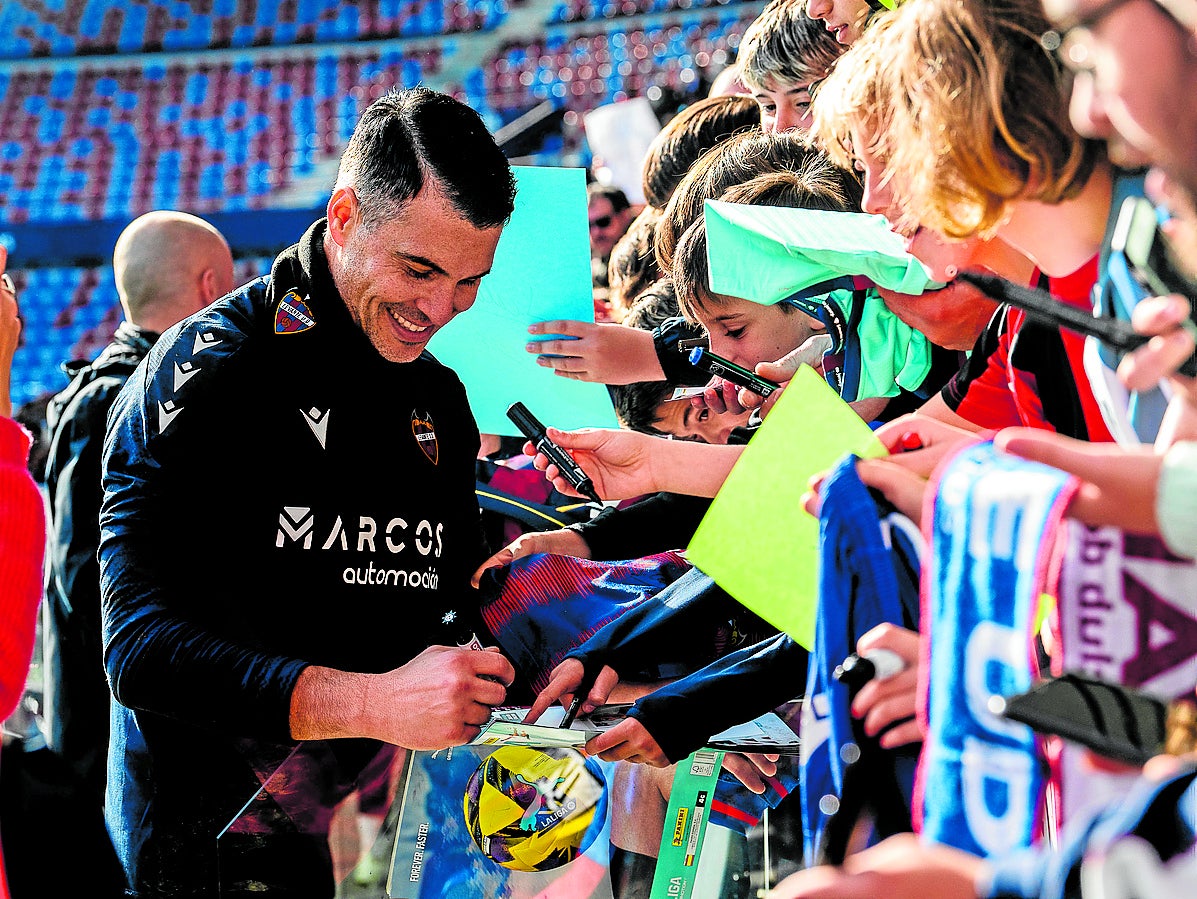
[0,414,45,899]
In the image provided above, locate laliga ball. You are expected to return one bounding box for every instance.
[462,746,606,872]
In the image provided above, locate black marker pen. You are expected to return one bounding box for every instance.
[956,270,1154,353]
[560,694,585,730]
[506,402,601,503]
[832,648,907,692]
[560,666,598,729]
[688,347,780,398]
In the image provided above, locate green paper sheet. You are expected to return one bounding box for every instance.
[427,166,620,436]
[686,366,887,648]
[703,200,942,304]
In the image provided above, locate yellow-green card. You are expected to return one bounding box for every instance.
[686,366,887,648]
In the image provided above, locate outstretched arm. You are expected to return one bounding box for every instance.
[994,428,1162,533]
[524,427,743,500]
[526,320,665,384]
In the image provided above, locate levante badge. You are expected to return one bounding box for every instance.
[412,410,438,465]
[274,290,316,334]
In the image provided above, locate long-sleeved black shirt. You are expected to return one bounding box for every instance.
[99,221,490,896]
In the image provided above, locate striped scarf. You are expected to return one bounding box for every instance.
[915,440,1076,857]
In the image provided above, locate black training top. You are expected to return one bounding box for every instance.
[99,220,490,896]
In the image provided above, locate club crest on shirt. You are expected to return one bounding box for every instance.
[412,411,438,465]
[275,290,316,334]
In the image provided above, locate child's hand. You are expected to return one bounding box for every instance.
[471,529,593,588]
[585,717,670,767]
[743,334,832,418]
[523,659,619,725]
[721,752,781,794]
[995,428,1162,532]
[691,377,749,415]
[873,414,984,477]
[527,320,663,385]
[851,624,923,749]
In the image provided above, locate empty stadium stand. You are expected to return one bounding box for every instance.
[3,0,764,410]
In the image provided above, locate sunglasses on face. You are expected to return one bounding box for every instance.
[589,215,613,230]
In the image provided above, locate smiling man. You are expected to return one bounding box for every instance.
[98,88,518,898]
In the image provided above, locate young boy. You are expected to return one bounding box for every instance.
[737,0,845,134]
[666,152,944,423]
[611,280,755,444]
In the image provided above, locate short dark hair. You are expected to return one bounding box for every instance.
[738,0,844,92]
[655,129,862,272]
[611,378,674,435]
[641,95,761,210]
[611,281,706,435]
[587,182,632,213]
[672,165,853,322]
[337,87,516,230]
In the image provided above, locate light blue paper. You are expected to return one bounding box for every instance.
[427,166,620,435]
[703,200,942,303]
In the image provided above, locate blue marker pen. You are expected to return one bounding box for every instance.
[688,347,780,398]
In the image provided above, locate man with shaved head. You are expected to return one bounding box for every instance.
[41,209,234,897]
[110,210,234,330]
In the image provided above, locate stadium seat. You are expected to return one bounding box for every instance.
[1,0,763,407]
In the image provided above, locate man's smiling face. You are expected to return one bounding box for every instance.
[327,182,502,364]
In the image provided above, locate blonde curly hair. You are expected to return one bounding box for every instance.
[809,0,1096,239]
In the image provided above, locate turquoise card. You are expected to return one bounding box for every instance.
[428,166,619,435]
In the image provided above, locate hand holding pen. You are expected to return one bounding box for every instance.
[560,667,599,729]
[522,658,616,727]
[687,347,780,397]
[816,631,919,868]
[846,623,923,749]
[686,346,780,417]
[507,402,601,502]
[510,420,668,502]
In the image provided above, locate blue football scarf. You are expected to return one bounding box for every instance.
[1053,526,1197,830]
[478,551,691,694]
[800,454,923,865]
[914,440,1077,857]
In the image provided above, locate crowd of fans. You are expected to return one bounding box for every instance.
[506,0,1197,894]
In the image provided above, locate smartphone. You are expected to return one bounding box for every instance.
[1111,196,1197,303]
[1109,197,1197,377]
[990,672,1168,767]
